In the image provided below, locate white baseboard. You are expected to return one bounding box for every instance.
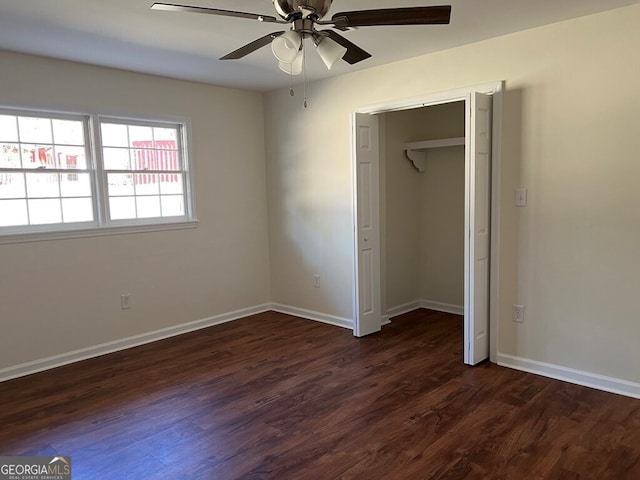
[6,305,638,401]
[270,303,353,330]
[386,301,421,318]
[0,304,271,383]
[420,299,464,316]
[497,353,640,400]
[387,299,464,318]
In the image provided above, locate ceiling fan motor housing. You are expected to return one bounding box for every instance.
[272,0,333,20]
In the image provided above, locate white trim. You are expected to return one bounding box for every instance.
[6,299,637,402]
[387,300,464,318]
[387,301,421,319]
[0,304,271,383]
[420,299,464,316]
[356,81,503,115]
[0,220,198,245]
[350,112,360,335]
[352,80,504,364]
[270,303,353,330]
[489,82,505,364]
[498,353,640,400]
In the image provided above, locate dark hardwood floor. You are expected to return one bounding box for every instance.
[1,310,639,479]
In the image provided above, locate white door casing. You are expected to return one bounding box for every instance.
[464,92,492,365]
[353,112,382,337]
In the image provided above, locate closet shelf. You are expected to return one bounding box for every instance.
[404,137,465,172]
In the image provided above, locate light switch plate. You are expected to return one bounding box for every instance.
[515,188,528,207]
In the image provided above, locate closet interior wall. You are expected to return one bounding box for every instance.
[381,101,466,317]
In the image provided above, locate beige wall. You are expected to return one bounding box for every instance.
[381,109,421,310]
[265,4,640,383]
[382,103,465,311]
[0,50,271,370]
[2,3,640,389]
[419,145,465,307]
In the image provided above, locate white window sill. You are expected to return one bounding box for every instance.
[0,220,199,245]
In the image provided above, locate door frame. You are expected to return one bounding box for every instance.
[351,81,504,363]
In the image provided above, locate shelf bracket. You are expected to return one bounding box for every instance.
[405,149,427,172]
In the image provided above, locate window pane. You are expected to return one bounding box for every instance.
[132,147,156,171]
[0,199,28,226]
[18,117,52,143]
[101,123,128,147]
[60,173,92,197]
[109,196,136,220]
[62,198,93,223]
[135,174,160,195]
[156,147,179,171]
[129,126,153,148]
[52,119,85,145]
[153,127,177,142]
[21,144,55,169]
[55,145,87,170]
[136,196,160,218]
[160,174,183,194]
[0,115,19,142]
[0,143,21,168]
[0,173,26,199]
[108,173,134,196]
[28,199,62,224]
[26,172,60,198]
[103,147,131,170]
[161,195,184,217]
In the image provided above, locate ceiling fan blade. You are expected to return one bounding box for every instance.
[331,6,451,28]
[151,3,287,24]
[324,31,371,65]
[220,32,285,60]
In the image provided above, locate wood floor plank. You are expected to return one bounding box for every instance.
[1,310,639,479]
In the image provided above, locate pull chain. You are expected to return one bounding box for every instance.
[289,68,294,97]
[302,39,308,108]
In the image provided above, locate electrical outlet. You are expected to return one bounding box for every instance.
[121,294,132,310]
[513,304,524,323]
[515,188,528,207]
[313,275,320,288]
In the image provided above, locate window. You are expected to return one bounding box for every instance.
[0,113,92,229]
[101,120,186,221]
[0,109,194,240]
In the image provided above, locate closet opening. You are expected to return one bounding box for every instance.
[382,102,466,326]
[351,82,502,365]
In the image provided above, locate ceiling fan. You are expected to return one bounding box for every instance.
[151,1,452,75]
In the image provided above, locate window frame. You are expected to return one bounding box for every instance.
[0,107,197,244]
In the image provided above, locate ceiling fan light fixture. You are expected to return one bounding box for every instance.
[278,50,304,75]
[153,1,452,76]
[271,30,302,63]
[316,36,347,70]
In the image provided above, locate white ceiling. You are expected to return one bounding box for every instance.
[0,0,638,92]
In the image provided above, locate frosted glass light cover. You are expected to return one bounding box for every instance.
[272,31,302,63]
[316,37,347,70]
[278,51,303,75]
